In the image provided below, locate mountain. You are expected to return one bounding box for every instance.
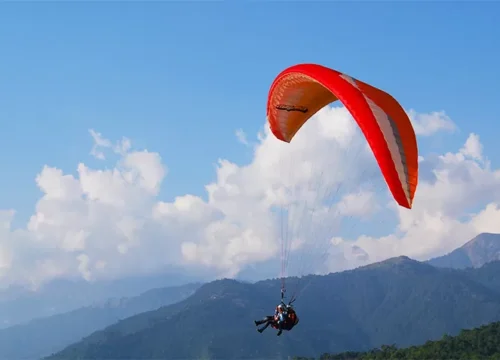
[463,260,500,290]
[46,257,500,360]
[427,232,500,269]
[0,283,201,360]
[0,268,206,328]
[316,320,500,359]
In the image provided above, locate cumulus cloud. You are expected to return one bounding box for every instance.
[336,191,380,218]
[460,133,483,161]
[407,109,456,136]
[330,132,500,271]
[0,106,498,289]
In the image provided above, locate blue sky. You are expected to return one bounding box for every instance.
[1,1,499,226]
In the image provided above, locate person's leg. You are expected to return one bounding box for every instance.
[256,316,274,332]
[257,321,271,333]
[276,322,283,336]
[254,316,273,326]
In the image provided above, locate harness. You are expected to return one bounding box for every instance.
[271,308,299,331]
[270,289,299,331]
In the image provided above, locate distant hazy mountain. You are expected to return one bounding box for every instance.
[0,269,206,328]
[0,283,201,360]
[46,257,500,360]
[427,233,500,269]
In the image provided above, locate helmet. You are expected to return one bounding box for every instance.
[277,304,284,312]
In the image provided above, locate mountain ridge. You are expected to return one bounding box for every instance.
[0,283,201,360]
[427,232,500,269]
[0,268,206,328]
[46,255,500,360]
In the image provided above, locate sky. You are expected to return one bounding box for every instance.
[0,2,500,289]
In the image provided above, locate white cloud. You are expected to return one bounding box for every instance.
[89,129,112,160]
[77,254,92,281]
[89,129,132,160]
[471,203,500,234]
[331,132,500,271]
[460,133,483,161]
[336,191,380,218]
[408,109,456,136]
[0,106,499,289]
[235,129,249,146]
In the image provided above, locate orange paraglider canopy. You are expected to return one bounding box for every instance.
[266,63,418,209]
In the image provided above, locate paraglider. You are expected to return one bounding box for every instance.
[267,63,418,210]
[254,290,299,336]
[255,63,418,335]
